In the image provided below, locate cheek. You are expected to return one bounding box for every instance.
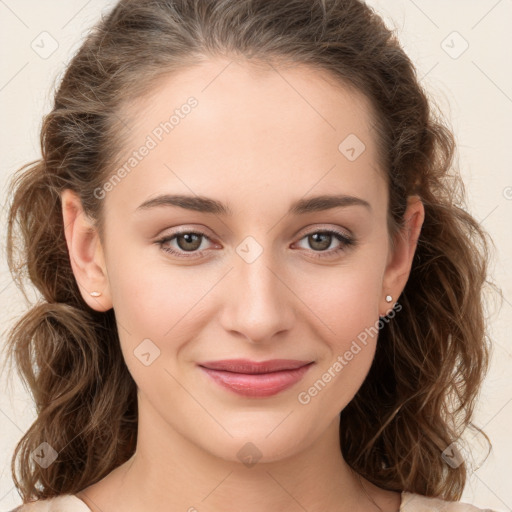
[106,254,208,394]
[296,259,383,336]
[106,237,208,335]
[293,262,384,410]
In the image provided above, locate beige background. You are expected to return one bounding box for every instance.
[0,0,511,510]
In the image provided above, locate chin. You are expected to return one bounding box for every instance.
[195,422,315,466]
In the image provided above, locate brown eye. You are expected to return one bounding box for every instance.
[156,230,213,258]
[175,233,203,252]
[307,232,333,251]
[295,229,356,259]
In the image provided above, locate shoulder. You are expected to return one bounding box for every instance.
[401,491,499,512]
[8,495,92,512]
[10,491,499,512]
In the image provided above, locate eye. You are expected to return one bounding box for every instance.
[156,230,215,259]
[294,229,356,259]
[155,227,356,260]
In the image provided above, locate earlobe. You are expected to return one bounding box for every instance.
[380,195,425,315]
[61,189,112,312]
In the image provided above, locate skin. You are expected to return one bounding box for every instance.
[62,57,424,512]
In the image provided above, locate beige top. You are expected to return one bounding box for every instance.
[10,491,500,511]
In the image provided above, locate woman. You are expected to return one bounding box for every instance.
[3,0,499,510]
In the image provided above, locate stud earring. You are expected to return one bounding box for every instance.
[385,295,393,303]
[90,291,102,297]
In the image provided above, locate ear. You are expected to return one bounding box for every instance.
[61,188,112,312]
[380,195,424,316]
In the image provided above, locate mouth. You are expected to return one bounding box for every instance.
[198,359,314,397]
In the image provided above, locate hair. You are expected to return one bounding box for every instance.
[2,0,499,504]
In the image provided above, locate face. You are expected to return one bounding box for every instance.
[64,57,422,464]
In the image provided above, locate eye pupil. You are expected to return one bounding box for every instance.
[309,232,331,251]
[177,233,202,251]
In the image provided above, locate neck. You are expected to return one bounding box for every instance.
[78,399,400,512]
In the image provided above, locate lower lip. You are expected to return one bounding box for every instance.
[199,363,314,397]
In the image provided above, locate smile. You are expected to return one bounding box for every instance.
[198,360,315,397]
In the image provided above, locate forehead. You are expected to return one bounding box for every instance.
[106,57,385,215]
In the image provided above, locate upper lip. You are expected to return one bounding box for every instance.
[199,359,313,374]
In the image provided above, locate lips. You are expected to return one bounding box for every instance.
[198,359,314,397]
[199,358,312,373]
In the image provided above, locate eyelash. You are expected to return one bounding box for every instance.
[155,228,356,260]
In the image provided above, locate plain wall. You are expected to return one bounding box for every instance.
[0,1,511,510]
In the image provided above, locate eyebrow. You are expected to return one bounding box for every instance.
[136,193,372,216]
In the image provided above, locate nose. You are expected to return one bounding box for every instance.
[218,244,296,345]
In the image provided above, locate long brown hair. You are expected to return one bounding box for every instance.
[2,0,497,503]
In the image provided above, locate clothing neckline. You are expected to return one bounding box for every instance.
[68,491,408,511]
